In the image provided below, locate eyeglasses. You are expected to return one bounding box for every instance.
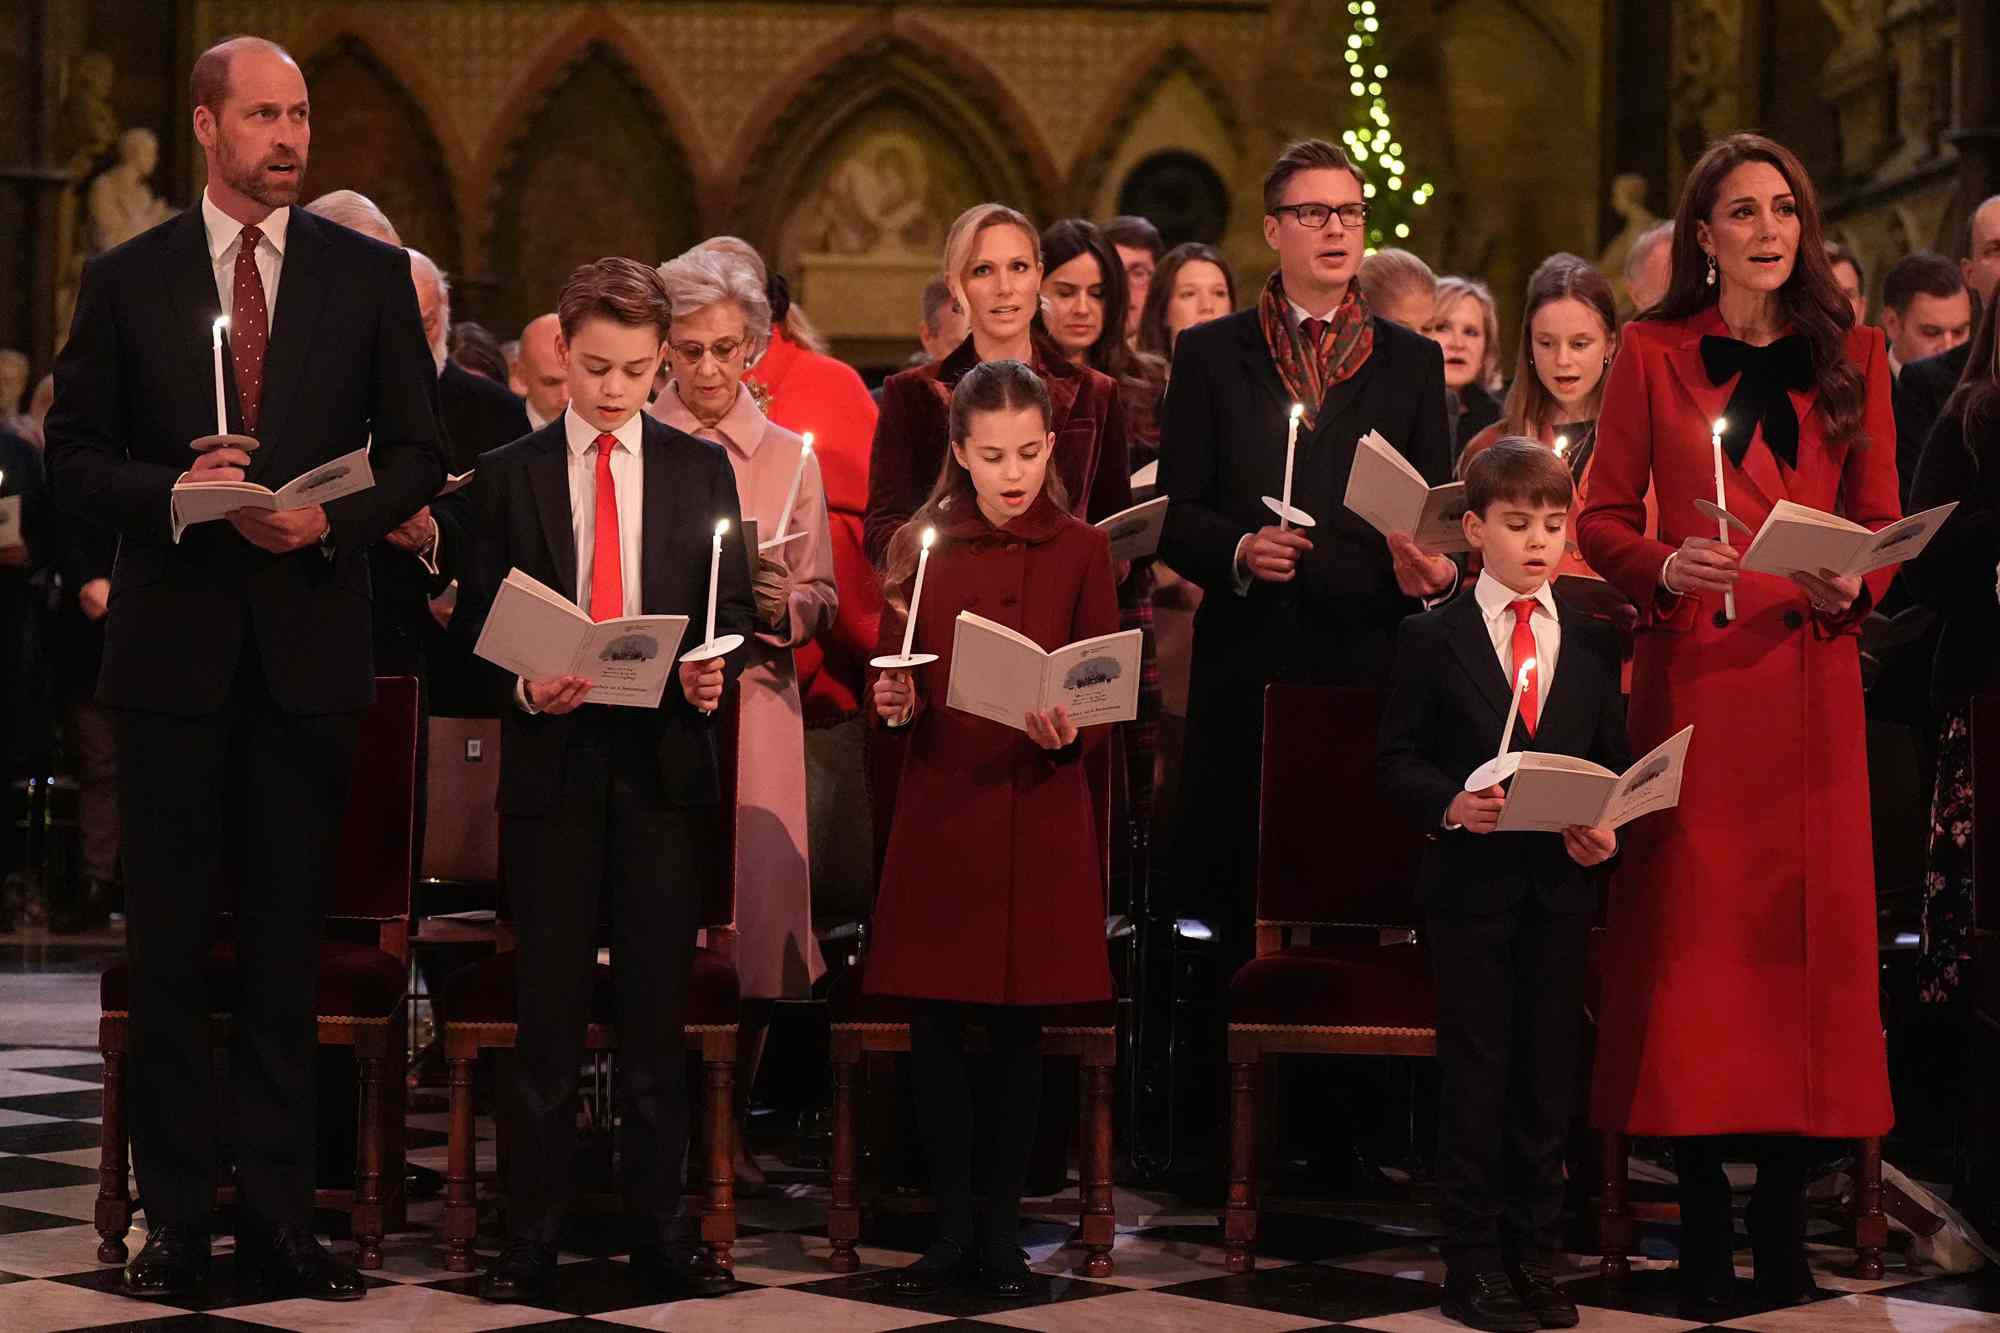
[668,337,746,365]
[1271,201,1370,230]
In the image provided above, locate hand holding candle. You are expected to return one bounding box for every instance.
[1711,418,1736,622]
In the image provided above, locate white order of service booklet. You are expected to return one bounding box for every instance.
[472,568,689,709]
[946,611,1142,732]
[1738,499,1956,579]
[171,445,375,529]
[1095,495,1168,561]
[1343,430,1471,553]
[1494,724,1694,833]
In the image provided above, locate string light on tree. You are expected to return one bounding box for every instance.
[1337,0,1431,254]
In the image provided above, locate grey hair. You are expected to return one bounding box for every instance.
[407,248,451,318]
[657,245,772,354]
[303,189,400,246]
[1624,220,1674,282]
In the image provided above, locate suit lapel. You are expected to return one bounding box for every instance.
[1445,594,1514,723]
[528,428,578,601]
[640,419,676,615]
[1308,346,1376,446]
[1237,317,1290,415]
[254,211,327,456]
[165,212,226,433]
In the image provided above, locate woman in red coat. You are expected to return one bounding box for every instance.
[1576,133,1898,1316]
[868,360,1117,1296]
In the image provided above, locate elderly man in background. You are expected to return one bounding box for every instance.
[509,312,569,429]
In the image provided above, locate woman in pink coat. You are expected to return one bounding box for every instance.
[651,246,837,1186]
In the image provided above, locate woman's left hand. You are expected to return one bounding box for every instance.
[1025,705,1079,751]
[1791,567,1863,617]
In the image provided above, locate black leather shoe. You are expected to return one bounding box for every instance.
[479,1237,557,1303]
[125,1224,210,1298]
[1441,1270,1540,1332]
[629,1243,733,1298]
[978,1244,1032,1296]
[1507,1260,1580,1329]
[891,1240,973,1296]
[236,1223,365,1302]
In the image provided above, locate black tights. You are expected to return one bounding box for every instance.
[909,1002,1043,1257]
[1675,1135,1822,1280]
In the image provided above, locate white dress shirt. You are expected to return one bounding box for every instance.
[201,189,288,325]
[565,404,644,618]
[1473,569,1561,709]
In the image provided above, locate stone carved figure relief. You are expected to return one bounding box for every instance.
[1597,173,1661,302]
[784,129,948,264]
[1670,0,1744,174]
[86,129,177,254]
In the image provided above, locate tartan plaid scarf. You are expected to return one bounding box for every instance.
[1257,270,1374,430]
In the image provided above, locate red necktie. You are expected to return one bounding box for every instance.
[1300,316,1325,347]
[231,224,270,433]
[1510,598,1539,737]
[590,433,623,622]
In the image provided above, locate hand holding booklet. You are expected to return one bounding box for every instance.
[1486,725,1694,834]
[1736,499,1956,579]
[472,568,689,708]
[946,611,1142,732]
[1095,495,1168,561]
[172,445,375,529]
[1343,430,1470,553]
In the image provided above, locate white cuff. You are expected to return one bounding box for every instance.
[1422,561,1461,610]
[415,519,441,577]
[514,677,541,715]
[1231,533,1255,596]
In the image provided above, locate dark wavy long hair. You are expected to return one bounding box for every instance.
[1941,292,2000,459]
[1040,217,1167,433]
[1135,242,1238,360]
[1653,133,1867,446]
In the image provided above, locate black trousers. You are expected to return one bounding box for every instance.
[1426,899,1593,1274]
[500,711,710,1248]
[908,1002,1043,1255]
[118,642,362,1230]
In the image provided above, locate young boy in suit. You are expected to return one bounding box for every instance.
[1378,438,1628,1332]
[454,257,757,1302]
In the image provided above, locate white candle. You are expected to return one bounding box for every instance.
[775,433,812,542]
[705,518,727,644]
[1497,658,1534,761]
[212,317,229,437]
[1279,402,1304,531]
[1711,417,1736,622]
[900,526,936,658]
[1553,434,1569,459]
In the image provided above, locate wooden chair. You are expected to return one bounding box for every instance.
[95,676,422,1269]
[436,706,745,1273]
[827,743,1119,1277]
[408,716,507,1054]
[1223,685,1433,1273]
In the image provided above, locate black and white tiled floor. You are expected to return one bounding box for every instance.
[3,1043,1999,1330]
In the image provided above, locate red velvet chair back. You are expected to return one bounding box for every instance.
[330,676,421,923]
[422,715,501,886]
[1256,685,1422,929]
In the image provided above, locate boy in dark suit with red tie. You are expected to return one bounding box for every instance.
[1378,439,1629,1331]
[453,258,756,1302]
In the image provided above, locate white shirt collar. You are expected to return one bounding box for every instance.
[1474,568,1559,623]
[564,404,643,458]
[201,188,289,263]
[1288,296,1341,327]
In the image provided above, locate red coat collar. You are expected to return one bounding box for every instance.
[935,489,1069,544]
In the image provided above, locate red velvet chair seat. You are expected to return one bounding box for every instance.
[99,939,405,1019]
[439,947,740,1029]
[1226,936,1435,1030]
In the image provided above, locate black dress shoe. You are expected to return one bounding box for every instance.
[479,1237,557,1303]
[977,1244,1032,1296]
[890,1239,972,1296]
[1507,1260,1580,1329]
[629,1243,733,1298]
[236,1223,365,1302]
[1676,1261,1738,1320]
[1441,1270,1540,1332]
[125,1224,210,1298]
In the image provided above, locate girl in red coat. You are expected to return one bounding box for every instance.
[868,359,1117,1296]
[1576,133,1899,1317]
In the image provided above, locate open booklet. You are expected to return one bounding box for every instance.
[1739,499,1957,579]
[1343,430,1471,553]
[1095,495,1168,561]
[945,611,1142,732]
[472,568,689,708]
[437,469,475,497]
[1494,724,1693,834]
[172,445,375,529]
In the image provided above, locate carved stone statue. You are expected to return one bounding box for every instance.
[1597,174,1661,295]
[86,128,176,252]
[61,51,119,176]
[788,131,943,262]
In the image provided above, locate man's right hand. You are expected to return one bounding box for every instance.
[1243,526,1314,583]
[79,577,111,621]
[182,446,253,484]
[525,675,592,715]
[1446,784,1506,833]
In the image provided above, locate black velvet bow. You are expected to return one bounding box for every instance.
[1699,334,1812,470]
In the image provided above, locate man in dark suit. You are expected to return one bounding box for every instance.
[1378,440,1627,1331]
[1895,194,2000,496]
[1157,137,1456,948]
[452,258,753,1303]
[45,36,443,1302]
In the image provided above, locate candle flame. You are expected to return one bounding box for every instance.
[1289,402,1304,420]
[213,316,229,332]
[920,525,936,550]
[1516,659,1536,688]
[714,518,730,537]
[1553,434,1569,457]
[1712,417,1727,436]
[801,432,814,451]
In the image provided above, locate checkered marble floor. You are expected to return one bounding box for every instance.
[3,1044,1999,1331]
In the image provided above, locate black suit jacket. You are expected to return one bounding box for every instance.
[1906,402,2000,704]
[45,207,445,715]
[1157,309,1454,692]
[453,414,757,815]
[1376,587,1630,915]
[1893,340,1972,511]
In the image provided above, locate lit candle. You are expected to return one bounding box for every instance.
[1279,402,1304,531]
[1553,434,1569,459]
[705,518,727,645]
[1711,417,1736,622]
[1497,658,1535,761]
[775,433,813,542]
[900,526,936,658]
[211,317,230,437]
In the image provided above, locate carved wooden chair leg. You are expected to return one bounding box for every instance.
[443,1048,479,1273]
[1222,1051,1259,1273]
[827,1034,861,1272]
[1077,1039,1116,1277]
[700,1043,736,1271]
[95,1036,133,1265]
[1852,1134,1887,1280]
[351,1039,387,1270]
[1597,1129,1632,1282]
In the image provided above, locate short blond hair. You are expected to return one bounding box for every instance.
[941,203,1040,319]
[1434,275,1503,395]
[1358,248,1437,316]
